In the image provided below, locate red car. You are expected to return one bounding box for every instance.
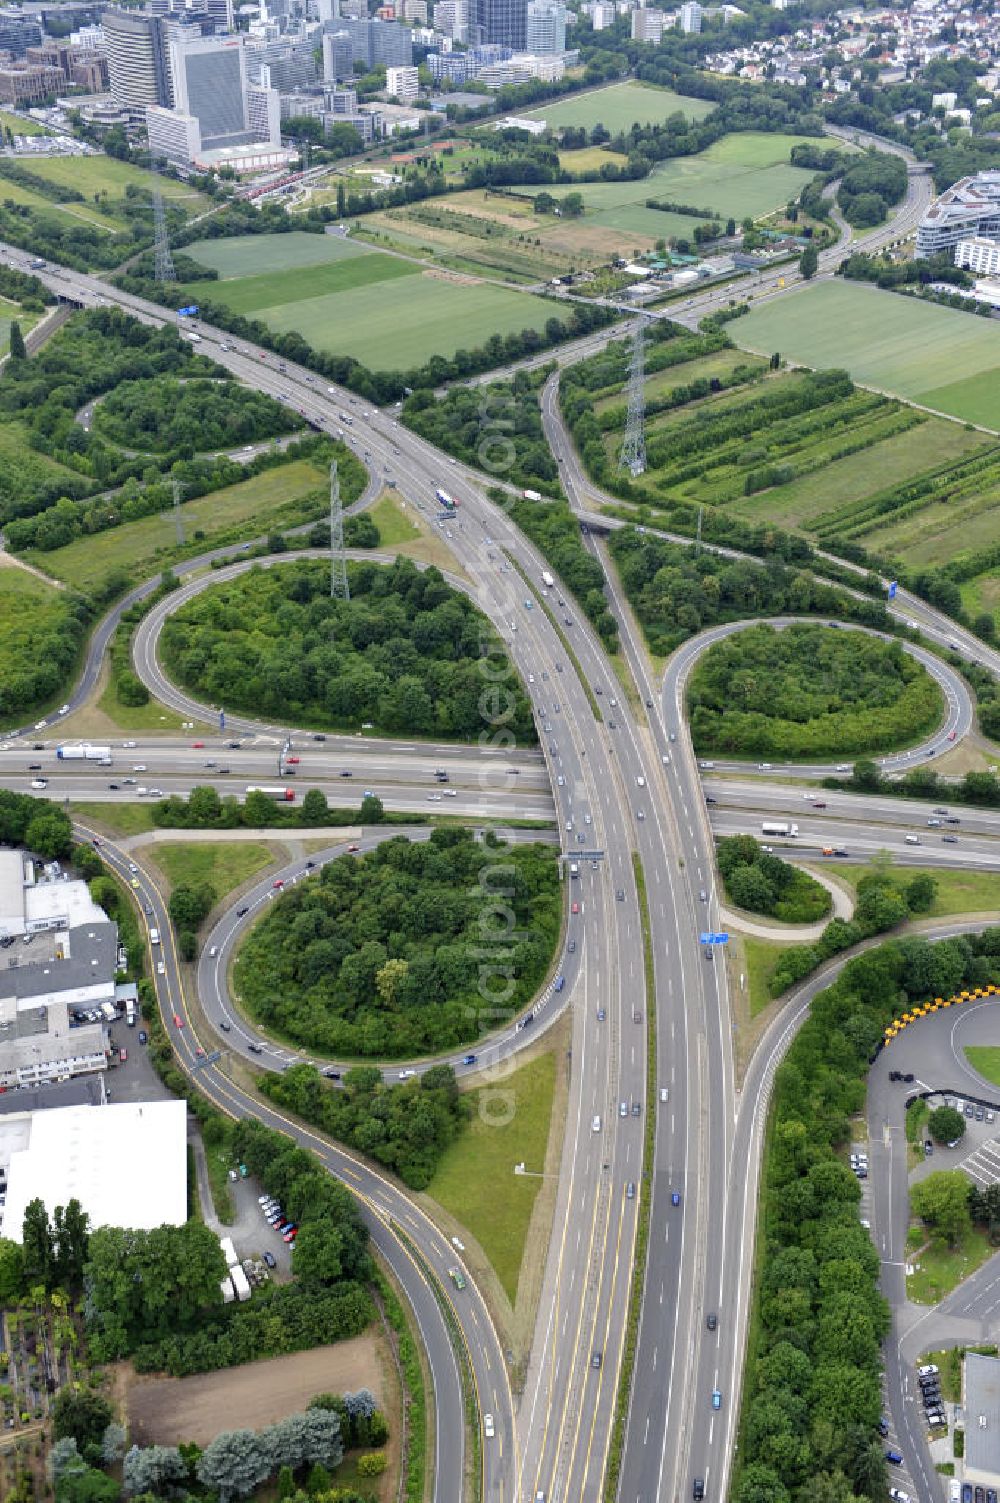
[273,879,284,889]
[119,1048,127,1063]
[286,756,300,764]
[948,730,957,741]
[571,901,580,914]
[347,844,360,853]
[192,741,205,749]
[173,1013,184,1029]
[812,800,827,809]
[195,1046,205,1058]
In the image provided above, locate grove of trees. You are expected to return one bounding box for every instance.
[716,835,830,924]
[402,370,560,496]
[93,376,297,455]
[687,624,942,759]
[237,827,559,1057]
[160,557,537,741]
[735,928,1000,1503]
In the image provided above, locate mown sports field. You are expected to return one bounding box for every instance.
[735,280,1000,428]
[182,231,556,370]
[523,80,716,132]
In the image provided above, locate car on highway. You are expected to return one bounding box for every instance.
[462,1054,476,1066]
[27,763,40,771]
[236,907,249,917]
[711,1390,721,1410]
[626,1182,635,1199]
[671,1191,681,1206]
[347,844,359,853]
[138,1030,148,1044]
[192,741,204,749]
[885,1450,903,1466]
[273,879,284,889]
[571,902,580,914]
[889,1490,910,1503]
[449,1267,467,1290]
[693,1481,704,1501]
[286,755,300,764]
[619,1101,628,1118]
[483,1415,495,1439]
[942,834,959,843]
[173,1014,183,1029]
[706,1312,717,1330]
[30,778,46,789]
[616,889,625,901]
[590,1351,602,1369]
[597,1008,606,1022]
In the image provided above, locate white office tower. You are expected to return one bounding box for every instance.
[147,34,282,165]
[322,28,353,79]
[679,0,701,29]
[590,2,615,27]
[632,6,669,40]
[433,0,467,40]
[526,0,565,52]
[316,0,339,21]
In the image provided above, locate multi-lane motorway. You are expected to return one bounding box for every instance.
[1,140,992,1503]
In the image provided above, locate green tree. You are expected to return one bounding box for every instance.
[799,243,818,279]
[911,1170,972,1246]
[52,1389,114,1452]
[301,788,329,825]
[359,793,384,823]
[927,1106,965,1146]
[905,872,937,914]
[25,810,73,860]
[8,320,25,360]
[0,1238,24,1302]
[21,1197,53,1288]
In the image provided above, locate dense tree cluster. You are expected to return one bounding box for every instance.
[766,864,939,999]
[716,836,830,924]
[93,376,297,455]
[0,584,92,720]
[160,557,536,741]
[835,150,908,228]
[736,930,1000,1503]
[688,624,942,758]
[83,1221,230,1361]
[262,1062,469,1191]
[237,827,559,1057]
[0,789,74,860]
[840,249,971,293]
[21,1196,90,1293]
[608,530,889,658]
[402,370,559,495]
[835,757,1000,815]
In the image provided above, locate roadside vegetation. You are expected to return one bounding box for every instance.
[91,375,297,454]
[735,928,1000,1503]
[402,369,560,497]
[717,836,830,924]
[160,557,536,742]
[608,529,888,658]
[832,755,1000,816]
[0,569,92,725]
[688,625,942,759]
[505,490,620,651]
[235,828,560,1057]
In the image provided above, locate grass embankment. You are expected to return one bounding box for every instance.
[374,1269,429,1503]
[426,1051,556,1306]
[906,1223,995,1304]
[834,865,1000,918]
[964,1047,1000,1088]
[150,842,275,900]
[368,491,421,547]
[72,802,159,837]
[604,851,654,1502]
[744,936,790,1017]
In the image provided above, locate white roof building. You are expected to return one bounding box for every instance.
[1,1101,187,1241]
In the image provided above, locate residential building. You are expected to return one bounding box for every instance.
[386,63,419,98]
[591,2,615,26]
[345,16,414,65]
[322,28,353,80]
[0,62,65,105]
[526,0,566,52]
[246,35,319,90]
[399,0,428,21]
[71,53,110,91]
[632,6,669,41]
[433,0,467,40]
[468,0,527,51]
[0,1102,188,1241]
[146,101,202,160]
[916,173,1000,258]
[326,82,358,112]
[279,88,324,117]
[102,8,174,118]
[955,235,1000,278]
[680,0,701,31]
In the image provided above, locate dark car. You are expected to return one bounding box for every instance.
[138,1030,148,1044]
[705,795,717,805]
[707,1313,717,1331]
[313,733,327,742]
[878,1417,889,1437]
[591,1351,601,1369]
[462,1054,477,1066]
[237,907,249,917]
[262,1251,277,1269]
[27,763,40,770]
[693,1482,705,1502]
[886,1450,902,1466]
[322,1068,341,1080]
[248,1042,263,1054]
[962,1486,973,1503]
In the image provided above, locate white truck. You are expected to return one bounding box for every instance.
[541,571,555,589]
[220,1277,235,1304]
[219,1236,239,1268]
[569,862,579,879]
[126,998,137,1027]
[149,928,161,946]
[761,822,799,838]
[230,1264,252,1302]
[523,489,542,501]
[56,744,111,763]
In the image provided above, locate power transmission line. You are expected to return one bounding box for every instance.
[151,159,176,283]
[619,316,647,478]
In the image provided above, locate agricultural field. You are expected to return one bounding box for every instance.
[180,229,556,370]
[29,457,328,593]
[523,81,716,132]
[571,318,1000,570]
[25,154,209,219]
[735,280,1000,427]
[364,132,818,280]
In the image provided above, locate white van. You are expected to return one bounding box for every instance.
[905,834,920,845]
[592,1115,601,1133]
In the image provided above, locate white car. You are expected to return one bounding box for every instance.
[399,1069,416,1080]
[443,789,457,797]
[30,778,47,789]
[427,793,442,801]
[484,1414,495,1439]
[124,740,137,749]
[917,1364,939,1378]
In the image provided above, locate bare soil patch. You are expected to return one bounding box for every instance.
[126,1336,386,1446]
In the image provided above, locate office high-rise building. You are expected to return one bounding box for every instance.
[170,33,247,144]
[0,11,42,58]
[322,28,353,80]
[679,0,701,30]
[344,16,413,66]
[525,0,564,52]
[103,9,173,117]
[468,0,526,51]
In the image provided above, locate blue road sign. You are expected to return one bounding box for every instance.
[700,932,730,945]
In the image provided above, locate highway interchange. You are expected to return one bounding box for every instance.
[2,130,999,1503]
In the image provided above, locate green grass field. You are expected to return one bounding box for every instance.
[368,492,420,546]
[742,935,789,1016]
[0,109,49,136]
[425,1050,556,1305]
[27,155,209,218]
[907,1222,994,1305]
[832,865,1000,919]
[150,841,275,899]
[524,81,716,131]
[30,458,327,592]
[180,254,414,317]
[184,230,373,278]
[964,1046,1000,1087]
[736,281,1000,427]
[0,565,68,708]
[72,802,157,836]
